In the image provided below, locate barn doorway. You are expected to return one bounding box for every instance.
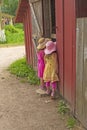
[50,0,56,40]
[42,0,56,40]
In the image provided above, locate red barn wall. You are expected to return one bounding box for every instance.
[55,0,76,111]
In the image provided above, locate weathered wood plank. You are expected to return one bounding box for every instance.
[76,18,84,121]
[30,0,43,37]
[76,17,87,128]
[82,18,87,127]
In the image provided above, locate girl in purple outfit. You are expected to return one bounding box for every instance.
[37,37,46,90]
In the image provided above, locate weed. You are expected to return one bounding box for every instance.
[58,100,69,115]
[66,117,76,129]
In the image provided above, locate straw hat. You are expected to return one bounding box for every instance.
[37,37,46,50]
[38,37,45,44]
[44,41,56,55]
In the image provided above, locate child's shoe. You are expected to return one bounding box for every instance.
[40,86,46,91]
[46,89,51,95]
[51,88,56,99]
[51,92,55,99]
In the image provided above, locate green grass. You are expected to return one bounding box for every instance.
[14,23,24,30]
[8,58,39,85]
[58,100,69,115]
[58,100,77,129]
[5,31,24,44]
[66,117,76,129]
[0,24,24,47]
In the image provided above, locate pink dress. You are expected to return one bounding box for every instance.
[37,50,45,78]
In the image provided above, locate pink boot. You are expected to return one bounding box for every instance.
[51,88,56,99]
[40,86,46,90]
[46,87,51,95]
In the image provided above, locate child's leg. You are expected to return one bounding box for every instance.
[51,82,57,98]
[46,82,51,95]
[51,82,57,89]
[40,78,45,89]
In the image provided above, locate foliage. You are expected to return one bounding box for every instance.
[0,24,24,45]
[8,58,39,85]
[4,25,19,33]
[58,100,77,129]
[58,100,69,115]
[1,0,19,16]
[5,30,24,44]
[66,117,76,129]
[14,23,24,30]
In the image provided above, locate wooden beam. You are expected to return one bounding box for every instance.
[29,0,40,3]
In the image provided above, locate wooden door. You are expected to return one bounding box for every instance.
[29,0,43,67]
[29,0,43,38]
[55,0,76,110]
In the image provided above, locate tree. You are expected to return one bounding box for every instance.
[1,0,19,16]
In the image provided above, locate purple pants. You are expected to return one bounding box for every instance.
[46,81,57,89]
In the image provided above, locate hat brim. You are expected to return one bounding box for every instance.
[44,47,56,54]
[37,43,46,50]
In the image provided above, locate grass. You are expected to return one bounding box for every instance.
[0,42,24,47]
[5,31,24,44]
[66,117,76,129]
[8,58,39,85]
[58,100,77,129]
[0,24,24,47]
[58,100,69,115]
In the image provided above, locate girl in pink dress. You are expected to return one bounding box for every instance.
[37,37,46,90]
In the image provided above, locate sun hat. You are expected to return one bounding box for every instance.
[37,37,46,50]
[44,41,56,55]
[38,37,45,44]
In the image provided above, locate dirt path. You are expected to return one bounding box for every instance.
[0,46,25,72]
[0,46,84,130]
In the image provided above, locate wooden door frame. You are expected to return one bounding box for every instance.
[55,0,64,95]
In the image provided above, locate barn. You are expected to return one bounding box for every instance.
[15,0,87,128]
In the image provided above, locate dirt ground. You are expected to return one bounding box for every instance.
[0,46,85,130]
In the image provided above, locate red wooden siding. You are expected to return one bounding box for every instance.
[55,0,64,95]
[15,0,29,23]
[63,0,76,109]
[15,0,33,66]
[55,0,76,110]
[23,4,33,65]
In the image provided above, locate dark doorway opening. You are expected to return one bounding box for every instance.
[42,0,56,40]
[50,0,56,41]
[50,0,56,34]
